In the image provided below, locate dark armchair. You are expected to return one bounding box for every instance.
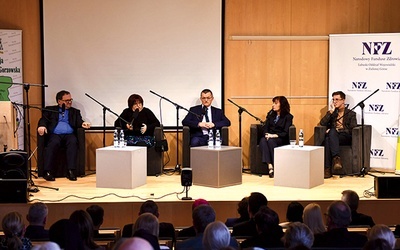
[147,126,165,176]
[249,124,296,175]
[182,126,229,168]
[314,125,372,175]
[37,128,86,177]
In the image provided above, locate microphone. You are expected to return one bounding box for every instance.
[130,109,139,126]
[61,103,66,117]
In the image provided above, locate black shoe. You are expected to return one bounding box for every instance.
[324,168,332,179]
[44,171,55,181]
[67,170,77,181]
[268,169,274,178]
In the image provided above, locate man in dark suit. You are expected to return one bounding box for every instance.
[313,200,367,248]
[182,89,231,146]
[38,90,90,181]
[25,202,49,240]
[341,189,375,227]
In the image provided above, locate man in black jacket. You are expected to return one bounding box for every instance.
[38,90,90,181]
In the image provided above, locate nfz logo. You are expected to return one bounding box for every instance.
[368,104,384,112]
[362,42,392,55]
[385,127,399,136]
[386,82,400,90]
[352,82,367,89]
[370,149,384,157]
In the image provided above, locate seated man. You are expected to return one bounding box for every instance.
[341,189,375,227]
[38,90,91,181]
[182,89,230,147]
[319,91,357,178]
[25,202,49,240]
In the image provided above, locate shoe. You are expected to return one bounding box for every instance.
[333,156,343,170]
[44,171,55,181]
[268,169,274,178]
[324,168,332,179]
[67,170,77,181]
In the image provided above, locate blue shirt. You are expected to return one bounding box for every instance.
[53,108,74,135]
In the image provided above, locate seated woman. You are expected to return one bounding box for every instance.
[1,212,32,249]
[115,94,160,147]
[259,96,293,178]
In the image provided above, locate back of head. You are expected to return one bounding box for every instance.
[139,200,159,217]
[282,222,314,249]
[302,203,326,234]
[133,213,159,237]
[49,219,84,250]
[368,224,396,249]
[28,202,48,225]
[133,229,160,250]
[118,237,154,250]
[202,221,231,250]
[86,204,104,229]
[192,204,216,234]
[2,211,25,249]
[237,197,250,220]
[69,209,97,249]
[254,205,279,233]
[327,200,352,229]
[363,238,392,250]
[31,242,61,250]
[286,201,304,223]
[341,189,359,211]
[248,192,268,217]
[192,198,210,211]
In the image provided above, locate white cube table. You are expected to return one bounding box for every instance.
[274,145,324,189]
[96,146,147,189]
[190,146,242,188]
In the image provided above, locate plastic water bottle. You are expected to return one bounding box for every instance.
[215,129,221,149]
[113,129,119,148]
[299,129,304,147]
[120,129,125,148]
[208,130,214,149]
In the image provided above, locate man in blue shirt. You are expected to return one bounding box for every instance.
[38,90,90,181]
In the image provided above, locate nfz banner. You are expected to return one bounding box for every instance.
[329,33,400,170]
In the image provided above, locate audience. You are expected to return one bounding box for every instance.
[117,237,154,250]
[280,201,304,228]
[225,197,249,227]
[86,204,116,239]
[133,213,159,237]
[202,221,232,250]
[341,189,375,227]
[232,192,268,237]
[367,224,396,250]
[69,210,103,250]
[363,238,393,250]
[49,219,84,250]
[25,202,50,240]
[282,222,314,250]
[302,203,326,234]
[31,242,61,250]
[1,211,32,250]
[177,198,210,238]
[313,200,367,248]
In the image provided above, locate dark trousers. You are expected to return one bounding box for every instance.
[44,134,78,171]
[259,137,284,165]
[323,129,352,168]
[190,134,209,147]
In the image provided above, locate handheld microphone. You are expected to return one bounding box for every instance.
[130,109,139,126]
[61,103,66,117]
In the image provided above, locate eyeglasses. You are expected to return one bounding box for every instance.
[62,99,73,102]
[201,97,213,100]
[332,98,343,102]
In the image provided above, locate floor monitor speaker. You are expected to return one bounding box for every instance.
[374,175,400,198]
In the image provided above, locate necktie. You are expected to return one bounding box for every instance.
[205,107,210,122]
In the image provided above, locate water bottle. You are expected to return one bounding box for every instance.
[120,129,125,148]
[113,129,119,148]
[215,129,221,149]
[208,130,214,149]
[299,129,304,147]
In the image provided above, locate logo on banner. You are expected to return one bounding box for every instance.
[0,38,3,52]
[382,82,400,93]
[354,41,399,71]
[383,127,399,137]
[370,148,388,160]
[366,103,387,115]
[351,82,368,90]
[362,42,392,55]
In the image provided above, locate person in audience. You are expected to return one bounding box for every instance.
[178,198,210,238]
[1,211,32,249]
[69,210,103,250]
[202,221,232,250]
[367,224,396,250]
[114,94,160,147]
[119,229,161,250]
[319,91,357,178]
[232,192,268,237]
[133,213,159,238]
[49,219,84,250]
[341,189,375,227]
[282,222,314,250]
[302,203,326,234]
[31,242,61,250]
[176,205,238,250]
[259,96,293,178]
[280,201,304,228]
[240,206,284,249]
[25,202,49,240]
[182,88,231,147]
[38,90,91,181]
[363,238,393,250]
[313,200,367,248]
[86,204,114,239]
[225,197,249,227]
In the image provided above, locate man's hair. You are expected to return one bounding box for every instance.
[327,201,352,228]
[286,201,304,223]
[192,204,216,234]
[272,96,291,116]
[248,192,268,216]
[282,222,314,249]
[332,91,346,100]
[127,94,144,108]
[201,89,213,96]
[139,200,159,217]
[368,224,396,249]
[27,202,48,225]
[133,213,159,237]
[56,90,70,102]
[341,189,359,211]
[237,197,249,219]
[86,205,104,228]
[202,221,231,250]
[254,205,279,233]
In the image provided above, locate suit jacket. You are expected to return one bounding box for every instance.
[38,105,84,135]
[231,219,257,237]
[182,105,230,138]
[320,107,357,135]
[350,211,375,227]
[262,112,293,144]
[313,228,367,248]
[240,228,284,249]
[24,225,49,240]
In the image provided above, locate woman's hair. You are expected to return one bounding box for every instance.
[282,222,314,249]
[302,203,326,234]
[2,211,25,249]
[133,213,159,237]
[127,94,144,108]
[272,96,290,116]
[202,221,231,250]
[286,201,304,223]
[69,210,100,249]
[368,224,396,249]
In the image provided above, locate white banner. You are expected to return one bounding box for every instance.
[329,33,400,170]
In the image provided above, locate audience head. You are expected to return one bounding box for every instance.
[31,242,61,250]
[332,90,346,100]
[302,203,326,234]
[27,202,48,226]
[237,197,250,220]
[133,212,159,237]
[133,228,161,250]
[326,200,352,230]
[2,211,25,249]
[282,222,314,249]
[254,205,280,234]
[49,219,84,250]
[272,96,291,115]
[286,201,304,223]
[248,192,268,217]
[202,221,231,250]
[341,189,360,211]
[192,198,210,211]
[69,210,99,249]
[86,204,104,230]
[363,238,392,250]
[118,237,154,250]
[139,200,160,217]
[367,224,396,249]
[192,204,216,234]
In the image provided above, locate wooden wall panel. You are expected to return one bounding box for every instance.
[370,0,400,32]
